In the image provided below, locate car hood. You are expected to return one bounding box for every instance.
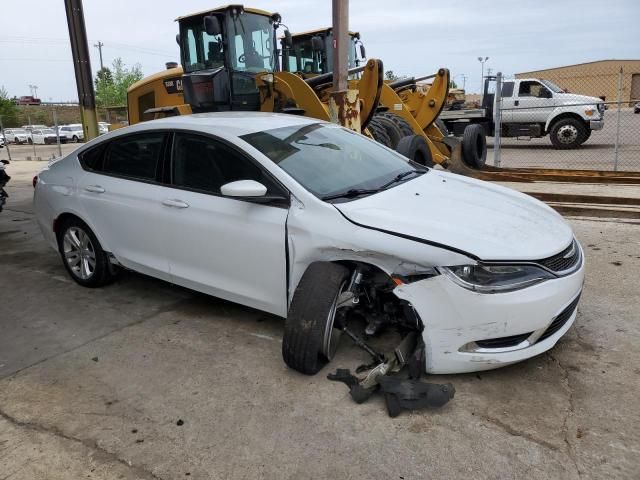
[556,93,601,106]
[334,170,573,261]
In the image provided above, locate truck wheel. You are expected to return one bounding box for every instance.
[550,118,587,149]
[282,262,350,375]
[580,129,592,144]
[374,115,404,148]
[367,118,393,148]
[461,124,487,168]
[379,112,414,137]
[396,135,434,167]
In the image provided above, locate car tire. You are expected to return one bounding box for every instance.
[461,124,487,168]
[282,262,350,375]
[72,135,79,143]
[581,129,592,144]
[28,138,33,145]
[374,115,404,149]
[57,217,114,288]
[550,118,587,150]
[395,134,434,167]
[366,118,393,148]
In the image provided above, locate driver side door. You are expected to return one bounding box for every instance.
[511,80,555,124]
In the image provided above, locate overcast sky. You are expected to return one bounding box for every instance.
[0,0,638,101]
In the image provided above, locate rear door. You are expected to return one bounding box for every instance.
[76,131,172,280]
[159,132,289,316]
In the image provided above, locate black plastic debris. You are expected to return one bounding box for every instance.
[378,376,455,417]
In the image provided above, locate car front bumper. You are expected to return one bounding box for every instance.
[393,255,585,374]
[589,119,604,131]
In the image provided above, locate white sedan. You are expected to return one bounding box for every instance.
[31,128,64,145]
[3,128,30,144]
[33,113,584,375]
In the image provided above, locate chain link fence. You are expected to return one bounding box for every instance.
[486,64,640,172]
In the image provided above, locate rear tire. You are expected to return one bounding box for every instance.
[549,118,587,150]
[367,118,393,148]
[461,124,487,168]
[56,217,115,288]
[72,135,79,143]
[395,135,434,167]
[282,262,350,375]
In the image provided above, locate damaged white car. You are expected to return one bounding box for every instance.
[33,112,584,376]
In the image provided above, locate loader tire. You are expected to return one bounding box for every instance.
[379,112,414,137]
[374,114,404,148]
[461,124,487,168]
[395,135,434,167]
[367,118,393,148]
[282,262,350,375]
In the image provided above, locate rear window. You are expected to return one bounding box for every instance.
[103,133,165,181]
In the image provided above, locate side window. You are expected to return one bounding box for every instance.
[519,81,547,98]
[501,81,514,98]
[102,133,165,181]
[172,133,279,195]
[79,143,106,171]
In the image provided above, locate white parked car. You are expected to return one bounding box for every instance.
[3,128,31,144]
[57,124,85,143]
[31,128,64,145]
[98,122,111,135]
[33,113,584,375]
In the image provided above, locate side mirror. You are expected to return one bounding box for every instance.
[311,36,324,52]
[359,43,366,59]
[175,33,180,46]
[283,29,292,48]
[204,15,221,36]
[220,180,267,197]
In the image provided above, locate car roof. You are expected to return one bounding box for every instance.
[128,112,323,137]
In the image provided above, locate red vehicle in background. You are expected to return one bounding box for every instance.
[16,96,41,105]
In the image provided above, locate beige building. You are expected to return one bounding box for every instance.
[516,59,640,105]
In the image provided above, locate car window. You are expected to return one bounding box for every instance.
[518,81,549,98]
[172,132,279,195]
[102,133,165,181]
[501,81,514,98]
[79,143,106,171]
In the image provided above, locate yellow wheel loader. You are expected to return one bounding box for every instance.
[127,6,383,136]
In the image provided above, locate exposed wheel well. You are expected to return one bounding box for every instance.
[547,113,587,133]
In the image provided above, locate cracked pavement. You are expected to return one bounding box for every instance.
[1,161,638,479]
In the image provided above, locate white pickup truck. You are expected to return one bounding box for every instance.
[441,77,605,149]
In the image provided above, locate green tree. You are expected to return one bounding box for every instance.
[95,58,143,107]
[0,86,19,127]
[385,70,398,81]
[449,80,458,89]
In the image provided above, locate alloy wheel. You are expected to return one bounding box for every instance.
[63,227,96,280]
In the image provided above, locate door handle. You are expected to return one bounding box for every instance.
[162,199,189,209]
[514,100,519,106]
[84,185,105,193]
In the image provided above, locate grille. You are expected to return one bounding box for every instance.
[537,293,581,343]
[537,240,580,273]
[475,332,533,349]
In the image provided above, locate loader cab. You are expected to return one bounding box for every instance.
[178,6,280,112]
[282,28,366,76]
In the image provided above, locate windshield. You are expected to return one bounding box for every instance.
[241,123,423,200]
[540,79,564,93]
[288,33,357,74]
[228,12,275,73]
[181,16,225,73]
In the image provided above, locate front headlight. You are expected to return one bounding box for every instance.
[440,264,555,293]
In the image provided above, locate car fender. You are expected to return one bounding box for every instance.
[544,105,590,132]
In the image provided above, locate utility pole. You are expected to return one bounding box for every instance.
[64,0,99,141]
[94,41,104,70]
[28,84,38,98]
[477,56,489,94]
[328,0,361,132]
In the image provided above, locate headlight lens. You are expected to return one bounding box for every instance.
[441,264,554,293]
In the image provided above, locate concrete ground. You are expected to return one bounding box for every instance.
[1,161,639,479]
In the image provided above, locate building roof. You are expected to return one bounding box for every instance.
[516,59,640,75]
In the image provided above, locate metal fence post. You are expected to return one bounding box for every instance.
[0,116,12,161]
[53,108,62,158]
[28,114,37,160]
[613,67,623,171]
[493,72,503,168]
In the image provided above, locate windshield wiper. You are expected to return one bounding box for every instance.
[378,169,426,189]
[321,188,382,201]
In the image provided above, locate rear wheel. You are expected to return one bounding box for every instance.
[72,135,79,143]
[282,262,350,375]
[366,118,393,148]
[550,118,587,150]
[57,217,115,288]
[461,124,487,168]
[395,134,434,167]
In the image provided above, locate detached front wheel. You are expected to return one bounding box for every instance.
[282,262,350,375]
